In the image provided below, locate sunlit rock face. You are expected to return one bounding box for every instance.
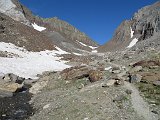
[98,2,160,52]
[0,0,30,25]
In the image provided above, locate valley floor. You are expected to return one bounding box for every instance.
[27,49,160,120]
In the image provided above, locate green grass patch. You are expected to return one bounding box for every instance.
[136,82,160,106]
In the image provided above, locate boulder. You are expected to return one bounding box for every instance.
[129,74,142,83]
[3,73,19,82]
[0,83,23,92]
[10,73,18,82]
[60,66,90,80]
[89,70,103,82]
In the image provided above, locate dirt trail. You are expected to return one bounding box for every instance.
[124,81,158,120]
[107,61,159,120]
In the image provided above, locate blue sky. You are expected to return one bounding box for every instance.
[20,0,157,45]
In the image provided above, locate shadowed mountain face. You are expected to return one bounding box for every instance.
[98,2,160,52]
[0,0,98,53]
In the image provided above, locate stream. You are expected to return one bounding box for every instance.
[0,86,34,120]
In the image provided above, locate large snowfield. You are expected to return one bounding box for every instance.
[0,42,70,79]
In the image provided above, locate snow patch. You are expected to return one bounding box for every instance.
[72,52,82,56]
[55,46,69,54]
[92,50,98,53]
[88,46,98,49]
[127,38,138,48]
[32,23,46,32]
[105,66,112,71]
[0,42,70,79]
[130,27,134,38]
[77,41,98,49]
[78,41,87,46]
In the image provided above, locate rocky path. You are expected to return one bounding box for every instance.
[106,61,159,120]
[124,81,158,120]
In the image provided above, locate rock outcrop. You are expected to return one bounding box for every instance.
[0,0,30,25]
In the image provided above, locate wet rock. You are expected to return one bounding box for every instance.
[60,66,90,80]
[89,70,103,82]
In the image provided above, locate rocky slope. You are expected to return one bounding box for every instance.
[43,17,98,53]
[0,0,98,53]
[0,1,160,120]
[98,1,160,52]
[0,13,56,52]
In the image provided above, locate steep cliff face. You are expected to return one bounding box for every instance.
[98,2,160,52]
[132,2,160,40]
[0,0,31,25]
[98,20,133,52]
